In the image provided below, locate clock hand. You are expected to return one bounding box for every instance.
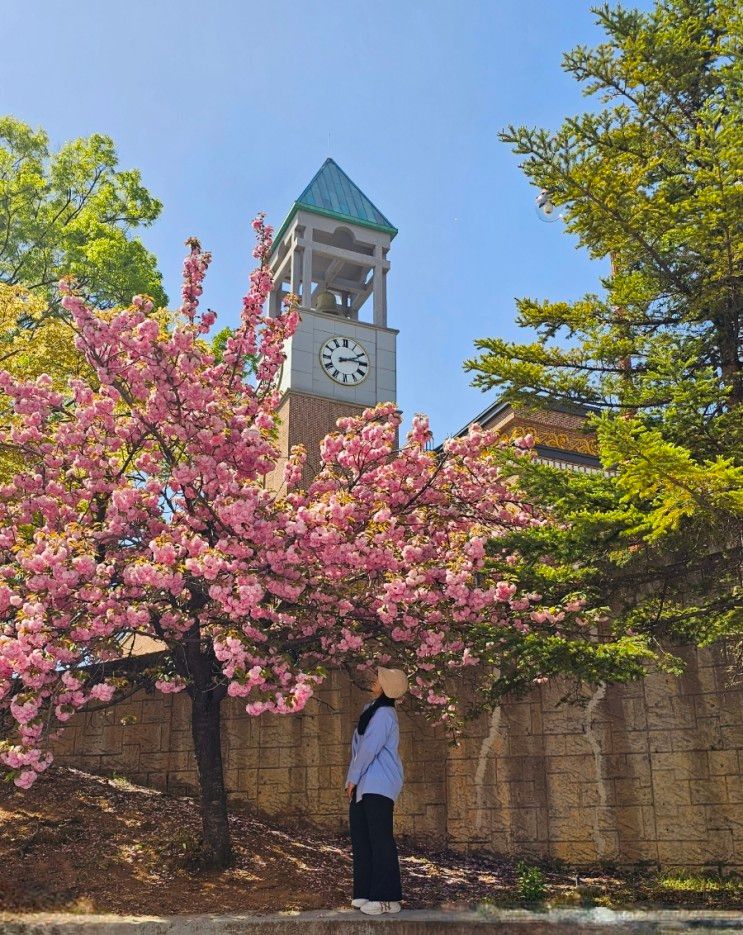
[338,355,365,363]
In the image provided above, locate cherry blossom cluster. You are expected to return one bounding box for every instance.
[0,217,579,790]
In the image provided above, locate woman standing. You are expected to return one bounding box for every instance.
[344,666,408,915]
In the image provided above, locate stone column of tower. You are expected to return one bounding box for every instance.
[264,159,399,491]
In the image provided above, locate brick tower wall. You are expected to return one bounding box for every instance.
[264,389,399,492]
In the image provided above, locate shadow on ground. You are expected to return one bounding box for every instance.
[1,767,740,915]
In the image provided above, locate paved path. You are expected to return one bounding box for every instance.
[1,907,742,934]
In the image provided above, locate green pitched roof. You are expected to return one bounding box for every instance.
[271,159,397,253]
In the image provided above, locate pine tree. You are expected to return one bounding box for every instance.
[465,0,742,680]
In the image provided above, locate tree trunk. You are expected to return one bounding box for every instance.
[191,691,232,869]
[715,305,742,408]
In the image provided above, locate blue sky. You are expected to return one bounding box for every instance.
[2,0,652,442]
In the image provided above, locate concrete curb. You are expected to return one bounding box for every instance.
[1,907,742,934]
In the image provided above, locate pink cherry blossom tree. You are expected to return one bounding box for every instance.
[0,219,577,867]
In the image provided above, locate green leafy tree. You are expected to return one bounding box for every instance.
[465,0,742,683]
[0,116,166,309]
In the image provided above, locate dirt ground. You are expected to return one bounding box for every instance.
[0,766,740,915]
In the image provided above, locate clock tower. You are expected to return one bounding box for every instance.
[265,159,398,487]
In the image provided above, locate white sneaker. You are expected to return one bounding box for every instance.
[351,898,369,908]
[360,900,402,915]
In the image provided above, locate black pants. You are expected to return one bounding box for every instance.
[349,792,402,901]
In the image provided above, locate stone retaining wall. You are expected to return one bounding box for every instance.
[52,642,743,870]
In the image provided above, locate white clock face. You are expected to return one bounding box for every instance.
[319,336,370,385]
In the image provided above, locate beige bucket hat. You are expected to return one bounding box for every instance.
[377,666,409,700]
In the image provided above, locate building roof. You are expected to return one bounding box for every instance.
[434,394,603,471]
[271,159,397,252]
[448,395,598,441]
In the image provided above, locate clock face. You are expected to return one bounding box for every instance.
[319,336,370,385]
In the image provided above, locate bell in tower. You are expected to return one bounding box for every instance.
[313,288,345,317]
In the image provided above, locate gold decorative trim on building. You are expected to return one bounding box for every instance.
[506,424,599,456]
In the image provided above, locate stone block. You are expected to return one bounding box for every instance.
[656,839,724,866]
[529,703,543,735]
[259,717,292,748]
[719,725,743,748]
[53,730,76,756]
[643,678,677,710]
[224,743,261,772]
[545,773,581,810]
[145,772,168,792]
[503,755,544,783]
[141,697,170,724]
[541,709,573,735]
[549,840,602,862]
[707,802,743,833]
[615,838,660,863]
[640,804,658,840]
[255,747,281,769]
[82,724,126,756]
[507,732,543,756]
[256,763,292,793]
[702,827,735,860]
[234,768,257,801]
[651,770,691,808]
[548,808,594,842]
[726,776,743,803]
[223,718,259,748]
[256,787,292,815]
[692,665,723,694]
[689,779,723,805]
[166,771,198,795]
[544,753,596,778]
[542,733,567,756]
[693,692,725,719]
[509,806,539,843]
[595,828,621,861]
[578,781,603,807]
[708,749,740,775]
[612,804,648,839]
[656,807,708,841]
[601,753,628,779]
[289,764,309,793]
[504,779,536,807]
[415,803,447,837]
[313,787,346,815]
[610,730,652,755]
[272,746,299,769]
[168,724,193,749]
[166,746,196,772]
[613,778,653,806]
[562,732,594,756]
[646,729,675,753]
[651,750,710,779]
[316,742,348,766]
[672,722,723,752]
[624,752,653,782]
[618,696,649,732]
[138,751,169,773]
